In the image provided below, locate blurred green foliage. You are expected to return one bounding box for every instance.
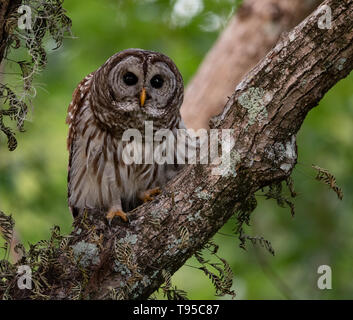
[0,0,352,300]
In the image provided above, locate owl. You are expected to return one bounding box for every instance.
[66,49,186,223]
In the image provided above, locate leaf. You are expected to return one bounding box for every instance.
[312,165,343,200]
[263,182,296,217]
[161,269,172,290]
[178,226,189,249]
[194,250,208,265]
[0,211,14,246]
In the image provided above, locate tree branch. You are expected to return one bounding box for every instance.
[1,0,353,300]
[0,0,21,63]
[181,0,324,130]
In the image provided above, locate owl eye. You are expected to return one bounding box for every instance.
[150,74,164,89]
[123,72,138,86]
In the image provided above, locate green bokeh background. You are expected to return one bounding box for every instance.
[1,0,352,299]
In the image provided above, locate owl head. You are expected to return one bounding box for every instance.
[90,49,184,133]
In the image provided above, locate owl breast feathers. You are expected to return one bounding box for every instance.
[66,49,186,222]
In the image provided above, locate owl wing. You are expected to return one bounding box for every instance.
[66,72,94,216]
[66,72,94,151]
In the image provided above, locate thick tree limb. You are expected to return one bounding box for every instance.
[181,0,323,130]
[96,0,353,299]
[2,0,353,300]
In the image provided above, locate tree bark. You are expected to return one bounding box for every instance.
[181,0,324,130]
[0,0,21,63]
[2,0,353,300]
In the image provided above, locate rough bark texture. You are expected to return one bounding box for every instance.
[0,0,11,61]
[0,0,21,63]
[181,0,324,130]
[2,0,353,300]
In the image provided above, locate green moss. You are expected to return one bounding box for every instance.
[187,210,202,222]
[238,87,268,126]
[213,149,241,177]
[72,241,100,268]
[265,136,296,172]
[150,208,169,219]
[197,190,212,200]
[113,260,132,275]
[195,186,212,200]
[337,58,347,71]
[118,232,138,245]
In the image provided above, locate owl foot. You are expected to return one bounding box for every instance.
[139,187,161,203]
[106,209,128,224]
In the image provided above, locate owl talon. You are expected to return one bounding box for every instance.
[106,210,129,223]
[139,187,161,203]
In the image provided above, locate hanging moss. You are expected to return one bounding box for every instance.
[0,0,72,151]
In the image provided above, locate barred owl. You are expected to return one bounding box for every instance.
[66,49,185,223]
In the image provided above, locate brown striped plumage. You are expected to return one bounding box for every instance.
[66,49,185,220]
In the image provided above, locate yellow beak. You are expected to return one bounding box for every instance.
[140,88,146,107]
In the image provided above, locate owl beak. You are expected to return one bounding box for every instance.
[140,88,147,107]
